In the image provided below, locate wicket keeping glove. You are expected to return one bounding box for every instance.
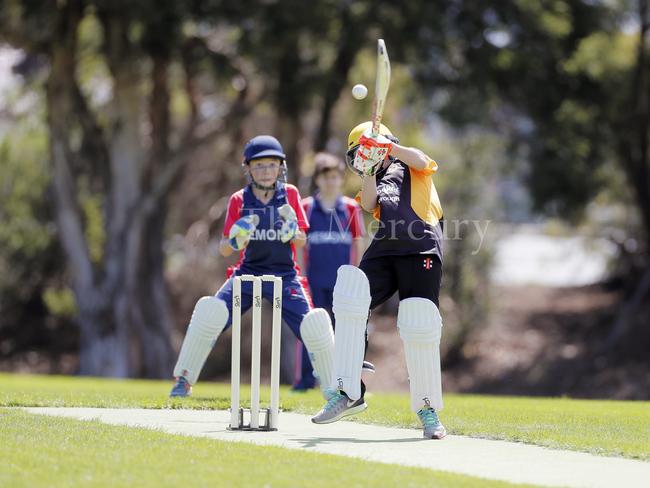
[277,203,298,243]
[228,214,259,251]
[355,130,393,176]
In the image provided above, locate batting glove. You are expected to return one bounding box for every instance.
[356,130,393,176]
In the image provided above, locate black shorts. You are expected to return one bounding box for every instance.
[359,254,442,309]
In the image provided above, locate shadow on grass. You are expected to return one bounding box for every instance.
[291,436,425,448]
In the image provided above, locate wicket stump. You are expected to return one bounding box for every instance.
[229,274,282,431]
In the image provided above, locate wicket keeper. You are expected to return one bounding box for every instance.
[170,135,337,399]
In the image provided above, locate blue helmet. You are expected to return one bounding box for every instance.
[243,135,286,163]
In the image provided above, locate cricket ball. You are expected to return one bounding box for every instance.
[352,84,368,100]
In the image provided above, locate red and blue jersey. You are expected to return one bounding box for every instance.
[223,182,309,278]
[302,195,364,290]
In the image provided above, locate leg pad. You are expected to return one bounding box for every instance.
[173,296,229,384]
[397,297,443,412]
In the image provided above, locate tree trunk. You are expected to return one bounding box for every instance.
[626,0,650,241]
[42,2,258,379]
[128,51,175,378]
[77,308,130,377]
[46,1,130,376]
[314,5,365,150]
[603,266,650,351]
[608,0,650,348]
[275,114,304,184]
[132,205,175,378]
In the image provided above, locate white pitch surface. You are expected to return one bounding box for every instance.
[24,407,649,488]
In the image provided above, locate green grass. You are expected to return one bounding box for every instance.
[0,409,532,488]
[2,373,649,460]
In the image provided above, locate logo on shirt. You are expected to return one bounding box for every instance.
[378,181,400,204]
[288,286,305,300]
[252,228,283,241]
[237,206,293,242]
[308,231,352,245]
[423,258,434,270]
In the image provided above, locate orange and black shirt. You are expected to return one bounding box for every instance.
[358,158,443,263]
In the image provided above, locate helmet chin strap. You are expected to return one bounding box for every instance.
[251,180,276,198]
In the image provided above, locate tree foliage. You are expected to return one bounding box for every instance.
[1,0,647,375]
[405,1,648,236]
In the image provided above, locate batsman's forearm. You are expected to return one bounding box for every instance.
[219,238,235,257]
[391,144,429,171]
[360,175,378,212]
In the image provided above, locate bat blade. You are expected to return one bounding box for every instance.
[371,39,391,136]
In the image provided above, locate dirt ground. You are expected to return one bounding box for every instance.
[364,284,650,400]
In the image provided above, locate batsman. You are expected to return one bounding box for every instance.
[311,120,446,439]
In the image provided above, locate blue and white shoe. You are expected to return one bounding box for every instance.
[169,376,192,398]
[417,407,446,439]
[311,389,367,424]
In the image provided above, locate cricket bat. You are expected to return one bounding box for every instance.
[353,39,393,176]
[371,39,391,137]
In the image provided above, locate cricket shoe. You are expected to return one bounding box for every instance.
[417,407,446,439]
[311,389,367,424]
[169,376,192,398]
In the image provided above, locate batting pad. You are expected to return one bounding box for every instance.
[331,265,371,400]
[173,296,229,385]
[397,297,444,412]
[300,308,335,394]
